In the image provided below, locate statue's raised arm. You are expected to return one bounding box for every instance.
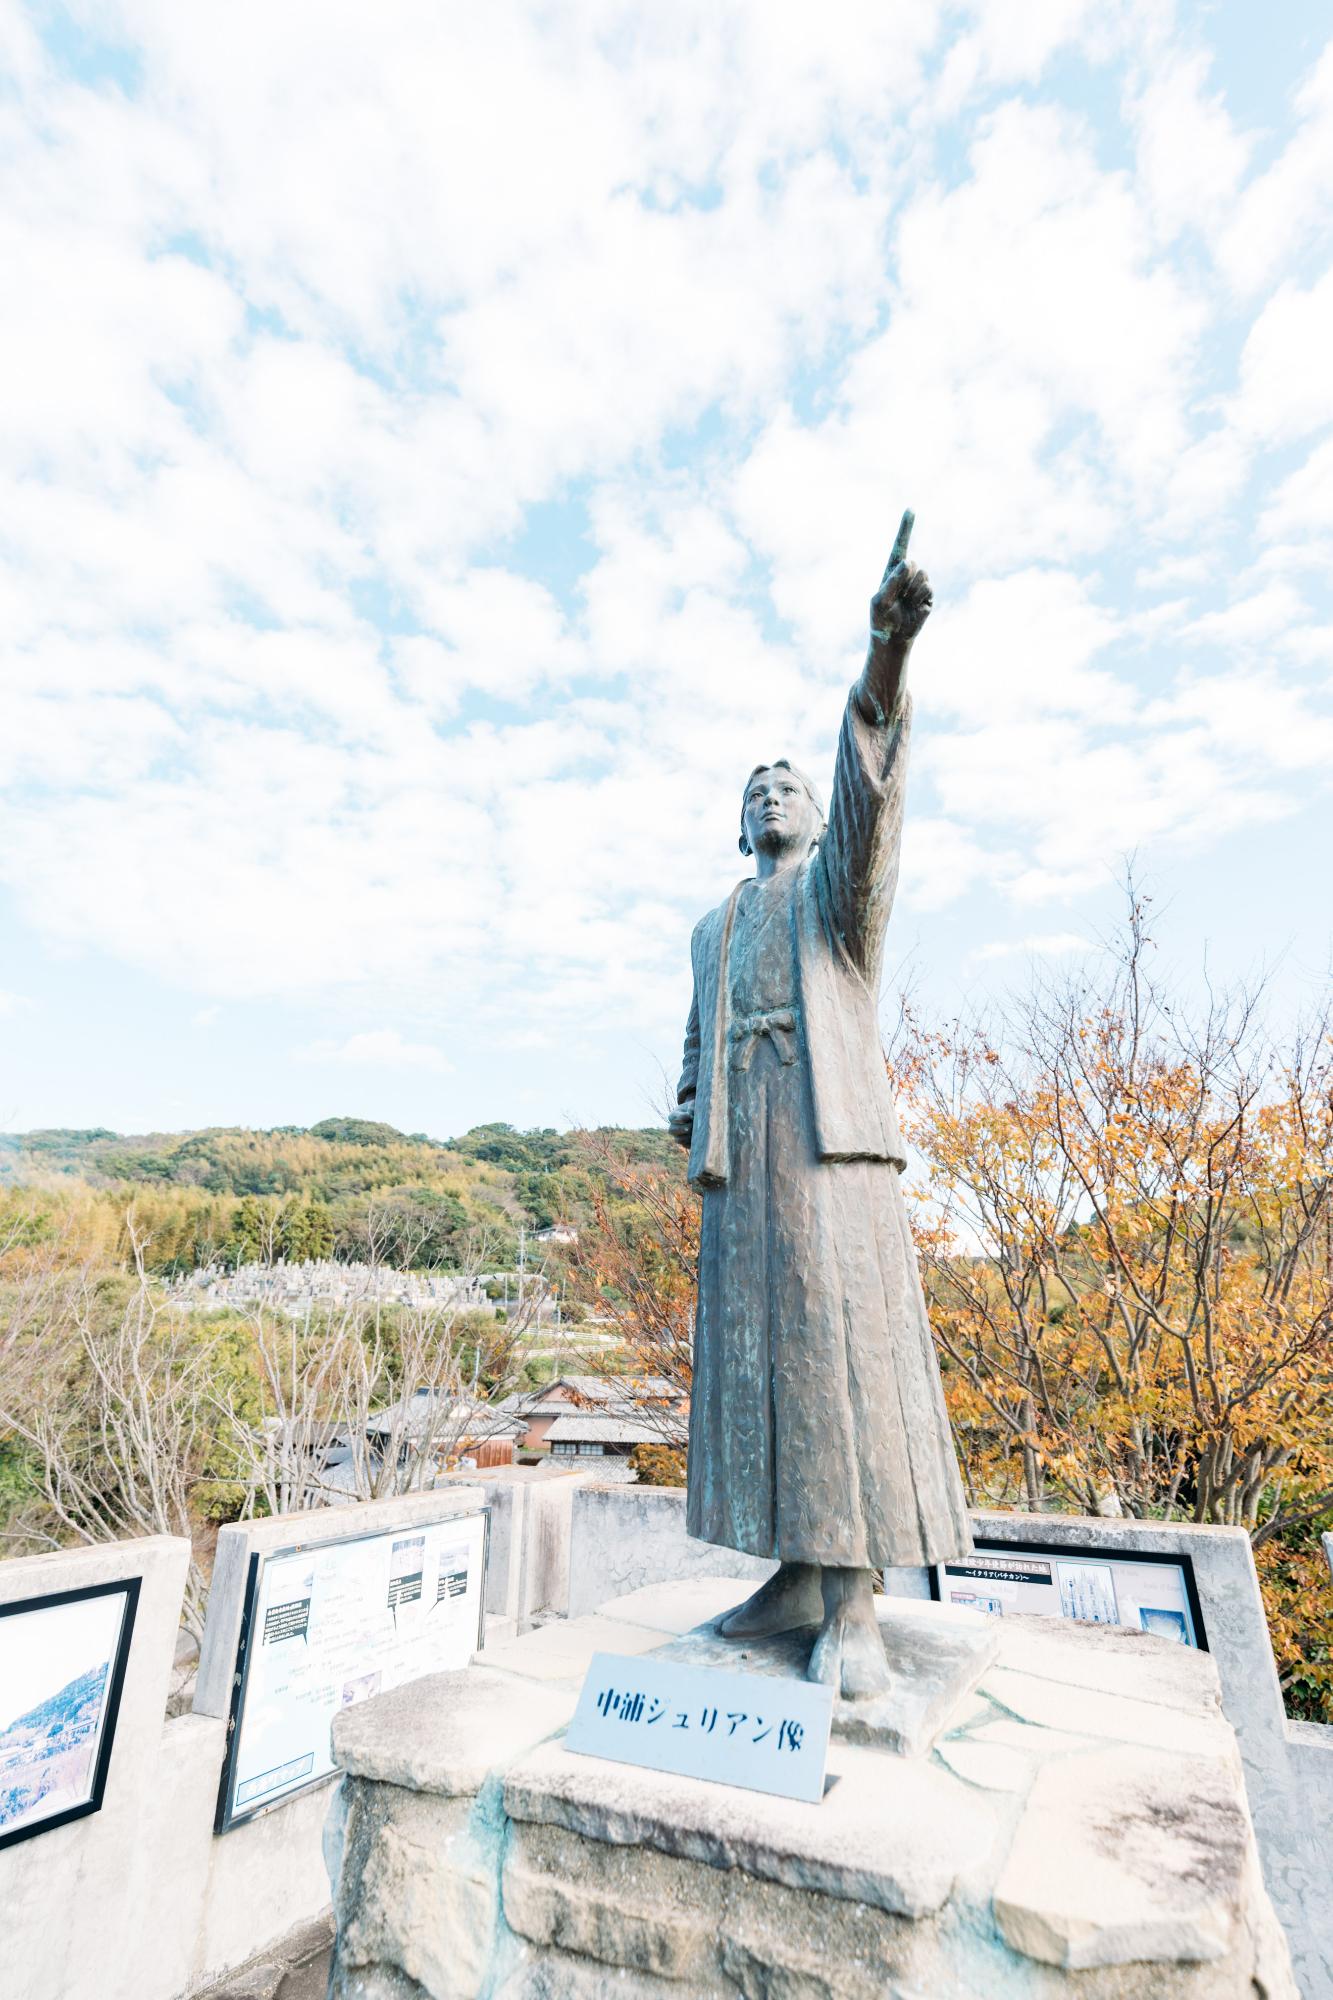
[813,510,932,986]
[856,508,933,727]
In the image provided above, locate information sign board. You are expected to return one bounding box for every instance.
[566,1650,833,1804]
[217,1508,487,1829]
[932,1537,1206,1648]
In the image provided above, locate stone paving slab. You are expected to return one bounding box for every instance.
[935,1736,1032,1792]
[993,1744,1251,1970]
[502,1733,994,1919]
[589,1576,756,1636]
[971,1715,1095,1758]
[992,1613,1227,1714]
[979,1663,1236,1759]
[475,1612,669,1685]
[332,1665,576,1794]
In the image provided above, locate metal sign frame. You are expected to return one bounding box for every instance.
[215,1505,489,1831]
[0,1575,141,1851]
[930,1533,1209,1650]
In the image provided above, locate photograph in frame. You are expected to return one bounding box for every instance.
[0,1578,140,1850]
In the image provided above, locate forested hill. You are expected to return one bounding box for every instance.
[0,1118,679,1274]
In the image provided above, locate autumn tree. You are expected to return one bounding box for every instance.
[894,890,1332,1716]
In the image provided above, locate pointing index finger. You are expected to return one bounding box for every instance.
[889,508,914,570]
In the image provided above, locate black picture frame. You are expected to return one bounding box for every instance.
[0,1575,141,1851]
[215,1507,490,1832]
[929,1535,1209,1651]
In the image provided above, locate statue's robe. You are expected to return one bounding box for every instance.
[676,691,972,1569]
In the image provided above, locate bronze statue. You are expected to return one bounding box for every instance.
[671,513,972,1698]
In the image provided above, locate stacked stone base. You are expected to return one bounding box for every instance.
[324,1579,1297,2000]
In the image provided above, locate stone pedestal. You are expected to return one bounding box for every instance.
[324,1578,1297,1999]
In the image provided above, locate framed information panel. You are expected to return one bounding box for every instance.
[216,1508,487,1830]
[931,1537,1208,1649]
[0,1576,140,1851]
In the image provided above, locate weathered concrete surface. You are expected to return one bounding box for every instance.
[333,1666,575,1796]
[993,1744,1250,1969]
[325,1576,1298,2000]
[191,1915,334,2000]
[504,1733,990,1919]
[0,1536,340,2000]
[1,1537,192,2000]
[433,1466,598,1632]
[566,1484,772,1619]
[654,1595,999,1756]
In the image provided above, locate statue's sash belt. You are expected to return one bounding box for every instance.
[728,1007,799,1070]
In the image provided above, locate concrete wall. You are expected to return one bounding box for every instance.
[566,1482,772,1618]
[3,1537,196,2000]
[428,1464,595,1633]
[3,1489,494,2000]
[515,1468,597,1625]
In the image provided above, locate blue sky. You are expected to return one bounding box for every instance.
[2,0,1331,1141]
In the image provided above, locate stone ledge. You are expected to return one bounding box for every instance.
[993,1744,1250,1970]
[977,1662,1236,1759]
[332,1666,575,1795]
[989,1611,1227,1716]
[502,1734,994,1919]
[473,1612,669,1686]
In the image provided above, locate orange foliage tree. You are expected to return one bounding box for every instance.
[893,891,1332,1716]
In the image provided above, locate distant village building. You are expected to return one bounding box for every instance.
[497,1373,687,1458]
[363,1390,527,1472]
[542,1411,685,1460]
[533,1223,579,1246]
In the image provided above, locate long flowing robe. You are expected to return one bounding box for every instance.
[677,691,972,1569]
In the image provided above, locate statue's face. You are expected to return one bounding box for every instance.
[743,767,818,858]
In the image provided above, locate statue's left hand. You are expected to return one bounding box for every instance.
[870,557,933,645]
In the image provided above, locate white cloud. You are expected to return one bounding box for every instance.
[969,932,1089,963]
[0,1,1329,1107]
[1219,39,1333,295]
[1231,268,1333,450]
[296,1030,453,1074]
[1127,48,1250,247]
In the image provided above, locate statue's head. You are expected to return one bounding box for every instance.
[739,760,826,859]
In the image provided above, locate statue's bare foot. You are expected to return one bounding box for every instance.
[807,1571,891,1700]
[718,1563,822,1640]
